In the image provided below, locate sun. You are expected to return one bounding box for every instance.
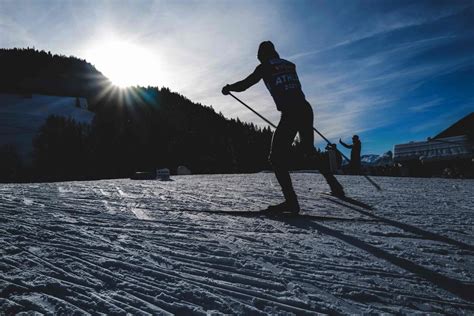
[85,40,160,88]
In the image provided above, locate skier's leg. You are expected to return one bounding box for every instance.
[269,112,299,210]
[299,102,345,196]
[321,169,345,196]
[297,102,316,155]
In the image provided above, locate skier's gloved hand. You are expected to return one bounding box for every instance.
[221,84,231,95]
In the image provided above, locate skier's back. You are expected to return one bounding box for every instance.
[222,41,345,213]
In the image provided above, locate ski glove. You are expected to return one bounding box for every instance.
[221,84,231,95]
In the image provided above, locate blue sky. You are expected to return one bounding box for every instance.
[1,0,473,154]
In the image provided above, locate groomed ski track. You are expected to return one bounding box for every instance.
[1,173,473,314]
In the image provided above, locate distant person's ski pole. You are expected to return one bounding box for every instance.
[228,92,382,191]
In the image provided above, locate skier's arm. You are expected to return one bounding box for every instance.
[222,66,262,95]
[339,139,352,149]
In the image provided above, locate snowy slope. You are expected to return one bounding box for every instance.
[0,93,94,163]
[360,154,380,165]
[361,151,393,166]
[1,174,473,314]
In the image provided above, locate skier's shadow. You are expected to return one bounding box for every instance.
[323,197,474,252]
[276,207,474,302]
[183,209,377,222]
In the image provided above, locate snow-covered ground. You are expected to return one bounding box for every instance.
[1,173,473,314]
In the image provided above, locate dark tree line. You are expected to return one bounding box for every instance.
[0,144,24,182]
[29,88,274,182]
[0,47,108,98]
[85,86,274,180]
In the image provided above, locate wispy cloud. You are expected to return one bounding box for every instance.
[409,97,444,112]
[1,0,472,154]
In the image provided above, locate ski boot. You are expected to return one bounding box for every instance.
[265,198,300,215]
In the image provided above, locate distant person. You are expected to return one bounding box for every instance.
[339,135,361,174]
[326,143,342,173]
[222,41,345,214]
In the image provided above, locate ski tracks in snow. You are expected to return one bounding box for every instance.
[1,174,474,314]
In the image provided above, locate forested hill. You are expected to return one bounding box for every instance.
[0,48,275,182]
[0,48,109,98]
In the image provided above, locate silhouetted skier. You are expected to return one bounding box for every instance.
[339,135,361,174]
[222,41,345,214]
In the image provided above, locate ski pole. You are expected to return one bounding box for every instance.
[229,92,277,129]
[228,92,382,191]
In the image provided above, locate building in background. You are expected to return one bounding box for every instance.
[394,112,474,178]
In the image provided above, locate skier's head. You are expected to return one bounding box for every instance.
[258,41,279,63]
[352,135,359,142]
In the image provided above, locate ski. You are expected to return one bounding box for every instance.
[320,192,374,211]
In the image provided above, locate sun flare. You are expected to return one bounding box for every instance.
[85,40,160,88]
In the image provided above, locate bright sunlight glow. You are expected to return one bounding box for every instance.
[85,40,161,88]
